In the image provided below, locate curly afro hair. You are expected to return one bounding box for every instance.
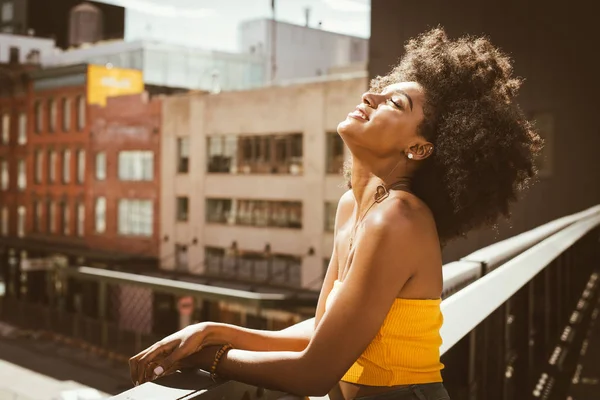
[353,27,543,244]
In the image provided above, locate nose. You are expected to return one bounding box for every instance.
[362,91,385,108]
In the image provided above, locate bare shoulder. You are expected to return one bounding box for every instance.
[337,189,355,213]
[334,190,355,228]
[365,192,439,252]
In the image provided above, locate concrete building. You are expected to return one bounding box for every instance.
[238,18,368,83]
[160,73,367,290]
[42,40,266,92]
[0,33,55,64]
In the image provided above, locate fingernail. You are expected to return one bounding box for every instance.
[153,366,164,376]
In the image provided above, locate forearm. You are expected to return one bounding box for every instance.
[208,318,314,352]
[195,346,326,397]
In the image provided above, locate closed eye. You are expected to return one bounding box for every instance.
[387,98,404,110]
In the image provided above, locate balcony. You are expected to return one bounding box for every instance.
[1,205,599,399]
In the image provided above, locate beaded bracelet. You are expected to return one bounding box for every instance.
[210,343,233,381]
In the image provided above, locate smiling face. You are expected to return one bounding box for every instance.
[338,82,430,160]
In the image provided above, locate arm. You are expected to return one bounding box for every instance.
[205,318,314,352]
[183,206,426,396]
[209,191,355,353]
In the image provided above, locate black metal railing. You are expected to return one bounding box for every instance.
[0,205,599,399]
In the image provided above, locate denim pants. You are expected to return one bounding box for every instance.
[354,383,450,400]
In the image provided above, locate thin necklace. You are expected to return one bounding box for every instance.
[348,179,411,250]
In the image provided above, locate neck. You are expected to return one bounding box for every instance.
[350,155,412,216]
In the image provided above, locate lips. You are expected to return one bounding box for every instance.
[349,106,369,121]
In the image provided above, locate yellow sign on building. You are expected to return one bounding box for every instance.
[87,65,144,106]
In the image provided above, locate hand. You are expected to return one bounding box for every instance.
[129,322,223,385]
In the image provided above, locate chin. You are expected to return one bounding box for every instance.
[337,116,361,138]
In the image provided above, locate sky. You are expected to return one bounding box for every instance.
[94,0,371,52]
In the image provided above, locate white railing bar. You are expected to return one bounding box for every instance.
[63,266,289,303]
[439,213,600,355]
[442,261,482,297]
[462,205,600,269]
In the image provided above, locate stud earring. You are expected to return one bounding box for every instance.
[407,153,414,159]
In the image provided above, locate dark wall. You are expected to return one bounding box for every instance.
[26,0,125,48]
[369,0,600,261]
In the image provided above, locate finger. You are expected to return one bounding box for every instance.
[129,349,152,386]
[138,343,176,385]
[152,346,189,380]
[158,361,182,379]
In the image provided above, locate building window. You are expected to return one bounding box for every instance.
[17,159,25,190]
[175,244,189,271]
[207,135,237,173]
[221,133,303,175]
[1,2,14,22]
[177,137,189,173]
[62,149,71,183]
[35,150,43,184]
[95,152,106,180]
[207,134,304,175]
[1,159,8,190]
[48,150,56,183]
[1,206,8,236]
[204,246,302,287]
[205,247,225,275]
[324,202,337,232]
[61,201,70,235]
[95,197,106,233]
[34,201,42,233]
[206,199,302,229]
[17,206,25,237]
[47,200,56,233]
[176,197,189,222]
[118,199,153,236]
[35,101,43,133]
[326,132,345,174]
[17,112,26,144]
[76,96,86,131]
[62,98,71,132]
[118,151,153,181]
[1,112,9,144]
[76,149,85,183]
[48,99,57,132]
[76,202,85,236]
[206,198,232,224]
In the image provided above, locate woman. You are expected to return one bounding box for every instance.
[129,28,542,399]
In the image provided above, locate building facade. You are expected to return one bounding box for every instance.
[161,73,366,290]
[0,63,161,277]
[238,18,368,83]
[0,63,31,247]
[87,92,162,259]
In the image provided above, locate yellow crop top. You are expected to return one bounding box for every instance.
[325,280,444,386]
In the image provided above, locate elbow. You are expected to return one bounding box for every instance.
[291,361,338,397]
[309,379,337,397]
[287,377,335,398]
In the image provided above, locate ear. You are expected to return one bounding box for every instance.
[407,141,434,161]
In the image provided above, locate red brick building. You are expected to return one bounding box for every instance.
[0,63,33,246]
[88,92,162,260]
[1,63,161,276]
